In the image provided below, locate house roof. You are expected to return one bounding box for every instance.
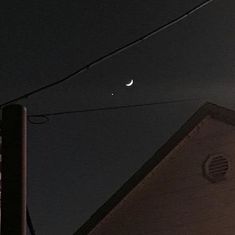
[73,102,235,235]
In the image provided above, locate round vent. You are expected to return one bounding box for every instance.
[203,154,229,183]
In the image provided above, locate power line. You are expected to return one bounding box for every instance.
[27,115,49,124]
[27,97,201,123]
[0,0,214,108]
[27,207,36,235]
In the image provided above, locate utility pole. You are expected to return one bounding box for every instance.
[1,104,27,235]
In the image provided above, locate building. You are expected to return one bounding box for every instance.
[74,102,235,235]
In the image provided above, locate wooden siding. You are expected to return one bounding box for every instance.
[89,117,235,235]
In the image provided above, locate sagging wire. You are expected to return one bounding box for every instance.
[27,97,201,124]
[0,0,214,108]
[27,206,36,235]
[27,115,49,125]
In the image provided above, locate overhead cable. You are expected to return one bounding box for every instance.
[28,97,201,124]
[27,207,36,235]
[0,0,214,108]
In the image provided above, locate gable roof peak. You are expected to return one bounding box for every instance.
[74,101,235,235]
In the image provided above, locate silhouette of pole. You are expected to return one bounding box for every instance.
[1,104,27,235]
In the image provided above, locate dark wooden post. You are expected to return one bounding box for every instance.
[1,104,27,235]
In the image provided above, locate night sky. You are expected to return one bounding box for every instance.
[1,0,235,234]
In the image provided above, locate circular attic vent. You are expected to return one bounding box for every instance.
[204,154,229,183]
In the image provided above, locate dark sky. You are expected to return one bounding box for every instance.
[1,0,235,234]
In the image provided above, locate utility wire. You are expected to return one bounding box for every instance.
[27,115,50,124]
[27,206,36,235]
[0,0,214,108]
[28,97,201,123]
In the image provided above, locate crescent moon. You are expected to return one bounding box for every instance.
[125,79,134,87]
